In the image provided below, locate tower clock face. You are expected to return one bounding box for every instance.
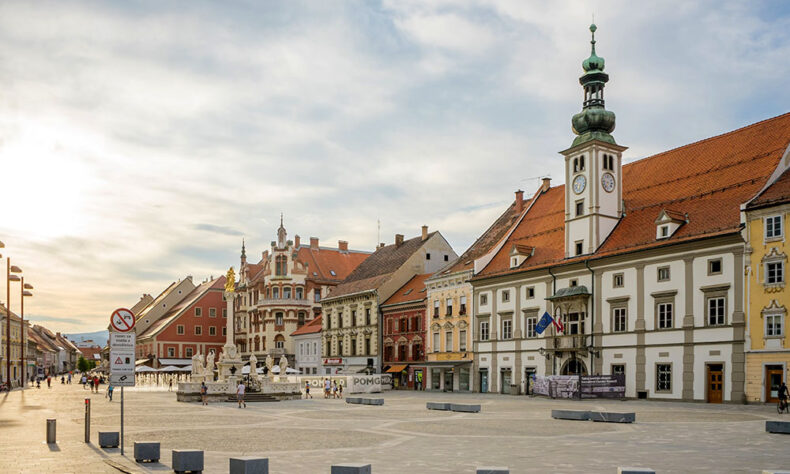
[572,175,586,194]
[601,172,615,193]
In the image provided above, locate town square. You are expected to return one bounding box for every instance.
[1,1,790,473]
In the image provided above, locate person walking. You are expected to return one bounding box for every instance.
[305,382,312,399]
[200,382,208,406]
[236,381,246,408]
[338,382,343,399]
[779,382,789,412]
[81,374,87,389]
[169,378,173,392]
[47,375,51,389]
[93,375,99,393]
[107,384,114,402]
[324,378,331,399]
[67,372,72,384]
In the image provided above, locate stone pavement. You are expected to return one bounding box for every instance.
[1,381,789,473]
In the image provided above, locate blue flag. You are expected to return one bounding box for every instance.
[535,311,553,335]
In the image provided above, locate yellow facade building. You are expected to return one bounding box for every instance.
[744,164,790,403]
[1,304,27,386]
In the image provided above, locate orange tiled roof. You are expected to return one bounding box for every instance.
[382,273,431,306]
[747,167,790,210]
[291,315,322,336]
[297,246,370,282]
[477,112,790,278]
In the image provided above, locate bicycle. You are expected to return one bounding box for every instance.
[778,399,789,414]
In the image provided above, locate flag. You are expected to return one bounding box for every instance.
[553,316,564,333]
[535,312,553,335]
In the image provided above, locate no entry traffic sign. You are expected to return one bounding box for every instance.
[111,308,135,332]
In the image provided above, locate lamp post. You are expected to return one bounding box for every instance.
[6,259,22,386]
[21,279,33,385]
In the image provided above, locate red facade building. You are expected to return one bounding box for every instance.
[381,274,430,389]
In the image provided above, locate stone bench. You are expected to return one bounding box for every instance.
[551,410,590,421]
[229,457,269,474]
[476,468,509,474]
[172,449,204,474]
[331,464,372,474]
[426,402,451,411]
[346,397,363,404]
[766,420,790,434]
[618,468,655,474]
[450,404,481,413]
[98,431,119,448]
[365,398,384,406]
[589,411,635,423]
[134,442,160,463]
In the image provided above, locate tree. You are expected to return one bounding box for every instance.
[77,356,89,373]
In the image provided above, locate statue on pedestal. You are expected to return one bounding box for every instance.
[248,353,258,381]
[265,354,274,378]
[192,353,204,376]
[205,349,216,379]
[279,355,289,377]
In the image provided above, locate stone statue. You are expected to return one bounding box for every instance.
[279,355,289,376]
[265,354,274,377]
[248,353,258,380]
[192,352,204,376]
[205,349,216,377]
[225,266,236,293]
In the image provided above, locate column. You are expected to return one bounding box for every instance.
[731,250,746,403]
[635,264,646,394]
[682,257,695,401]
[513,284,523,392]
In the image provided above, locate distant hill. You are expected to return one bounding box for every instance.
[64,330,108,347]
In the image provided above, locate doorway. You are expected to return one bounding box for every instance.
[500,368,512,394]
[444,370,454,392]
[766,365,784,403]
[707,364,723,403]
[525,368,536,395]
[479,369,488,393]
[561,359,588,376]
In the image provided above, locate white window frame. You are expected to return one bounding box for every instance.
[657,266,671,282]
[501,290,510,303]
[502,319,512,340]
[656,363,672,392]
[613,307,627,333]
[525,316,537,338]
[765,311,785,338]
[480,321,490,341]
[445,331,453,352]
[707,296,726,326]
[657,302,673,329]
[765,214,784,240]
[459,330,467,351]
[433,332,440,352]
[766,261,785,285]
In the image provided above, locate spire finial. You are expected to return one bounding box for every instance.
[590,22,597,55]
[280,212,283,227]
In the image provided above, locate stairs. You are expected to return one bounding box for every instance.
[227,393,279,402]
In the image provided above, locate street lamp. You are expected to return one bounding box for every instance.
[6,260,22,386]
[21,280,32,385]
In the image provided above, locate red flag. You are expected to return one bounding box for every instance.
[553,317,564,333]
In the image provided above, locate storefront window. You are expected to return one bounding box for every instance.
[431,369,441,390]
[459,368,470,391]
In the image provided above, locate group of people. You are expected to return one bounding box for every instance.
[81,373,103,392]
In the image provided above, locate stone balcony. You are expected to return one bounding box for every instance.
[256,298,311,308]
[547,334,588,353]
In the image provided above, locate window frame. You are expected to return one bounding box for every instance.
[575,199,584,217]
[501,290,510,303]
[209,326,216,336]
[706,295,727,327]
[656,299,674,330]
[766,261,785,285]
[459,330,467,351]
[657,266,671,282]
[765,311,785,338]
[612,305,627,333]
[209,307,216,318]
[707,258,723,276]
[445,331,453,352]
[656,363,672,393]
[526,286,535,299]
[480,320,490,341]
[613,273,624,288]
[176,325,185,335]
[765,214,784,240]
[195,307,202,317]
[525,314,537,338]
[501,318,513,340]
[194,325,202,336]
[480,293,488,305]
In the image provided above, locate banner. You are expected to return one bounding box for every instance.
[533,374,625,399]
[579,375,625,399]
[535,312,553,335]
[532,375,579,399]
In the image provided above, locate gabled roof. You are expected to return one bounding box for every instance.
[477,112,790,278]
[746,167,790,210]
[297,246,370,283]
[134,280,179,321]
[382,273,431,307]
[291,315,322,336]
[138,276,225,339]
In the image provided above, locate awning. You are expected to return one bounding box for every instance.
[157,358,191,366]
[135,359,150,366]
[421,361,473,368]
[386,364,408,373]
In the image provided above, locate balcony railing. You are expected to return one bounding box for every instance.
[256,298,311,307]
[268,348,286,356]
[548,334,588,352]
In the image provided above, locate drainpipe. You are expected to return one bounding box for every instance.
[585,260,595,377]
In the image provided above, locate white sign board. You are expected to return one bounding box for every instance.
[110,332,136,387]
[110,308,135,332]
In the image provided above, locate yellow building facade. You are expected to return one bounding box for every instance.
[1,306,26,386]
[744,169,789,403]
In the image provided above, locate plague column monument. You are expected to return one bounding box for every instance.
[217,266,244,383]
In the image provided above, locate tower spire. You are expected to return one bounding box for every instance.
[277,213,287,248]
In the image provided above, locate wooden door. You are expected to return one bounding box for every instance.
[707,364,723,403]
[766,367,783,403]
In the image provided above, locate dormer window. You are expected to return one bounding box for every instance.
[655,209,687,240]
[509,244,535,269]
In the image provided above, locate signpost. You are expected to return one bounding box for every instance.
[109,308,135,455]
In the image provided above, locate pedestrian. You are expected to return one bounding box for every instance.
[81,374,87,389]
[93,375,99,393]
[67,372,72,384]
[200,382,208,406]
[236,381,246,408]
[61,375,65,384]
[36,377,41,389]
[305,382,312,399]
[324,378,330,399]
[107,384,114,402]
[169,378,173,392]
[332,380,337,399]
[47,375,51,388]
[338,382,343,399]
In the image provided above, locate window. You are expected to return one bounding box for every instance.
[445,331,453,352]
[194,325,202,335]
[611,364,625,376]
[433,332,440,352]
[603,154,614,171]
[656,364,672,392]
[426,253,431,260]
[766,313,784,337]
[707,297,726,326]
[209,326,216,336]
[298,312,306,326]
[613,307,627,333]
[168,347,175,357]
[222,327,227,336]
[446,298,453,316]
[275,339,284,350]
[766,262,784,285]
[326,315,331,330]
[480,321,490,341]
[459,330,467,351]
[460,296,467,315]
[613,273,624,288]
[657,266,670,282]
[223,308,227,318]
[195,307,202,317]
[314,289,321,302]
[275,312,284,326]
[185,347,193,357]
[501,290,510,303]
[283,287,291,299]
[766,215,783,239]
[575,241,583,256]
[526,287,535,299]
[177,325,185,335]
[525,316,537,338]
[657,302,673,329]
[351,310,357,326]
[480,293,488,305]
[433,300,440,318]
[660,225,669,238]
[444,255,449,261]
[296,287,303,299]
[574,155,586,172]
[576,200,584,217]
[708,259,722,275]
[272,287,280,299]
[209,308,216,317]
[365,308,371,326]
[502,319,513,340]
[570,279,578,287]
[275,255,287,275]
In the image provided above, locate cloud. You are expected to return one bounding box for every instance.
[194,224,244,237]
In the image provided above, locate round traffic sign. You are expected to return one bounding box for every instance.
[111,308,135,332]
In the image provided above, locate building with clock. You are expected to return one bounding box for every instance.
[469,24,790,402]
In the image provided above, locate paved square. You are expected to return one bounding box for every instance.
[1,383,789,473]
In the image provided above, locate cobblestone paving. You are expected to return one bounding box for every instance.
[1,382,789,473]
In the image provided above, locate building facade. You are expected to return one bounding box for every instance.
[1,304,27,385]
[322,227,457,374]
[291,315,322,375]
[744,163,790,402]
[233,219,370,368]
[470,25,790,402]
[381,274,429,389]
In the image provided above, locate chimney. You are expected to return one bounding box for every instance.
[186,275,193,282]
[294,235,301,248]
[395,234,404,247]
[338,240,348,251]
[514,190,524,213]
[310,237,319,249]
[379,242,385,249]
[421,225,428,241]
[541,177,551,192]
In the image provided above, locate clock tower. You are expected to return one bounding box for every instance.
[561,24,627,258]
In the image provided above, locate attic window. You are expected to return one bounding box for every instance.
[660,225,669,238]
[403,289,413,296]
[426,253,431,260]
[313,272,318,276]
[444,255,449,261]
[330,270,336,276]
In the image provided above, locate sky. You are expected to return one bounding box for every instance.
[1,0,789,333]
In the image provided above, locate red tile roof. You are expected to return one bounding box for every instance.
[747,167,790,210]
[477,112,790,278]
[291,315,322,336]
[296,246,370,283]
[382,273,431,306]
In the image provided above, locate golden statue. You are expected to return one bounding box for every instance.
[225,266,236,293]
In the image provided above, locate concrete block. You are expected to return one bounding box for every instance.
[551,409,590,421]
[618,468,655,474]
[345,397,362,404]
[134,442,160,463]
[331,464,371,474]
[229,457,269,474]
[360,398,372,405]
[762,470,790,474]
[450,404,481,413]
[477,468,509,474]
[589,411,635,423]
[766,421,790,434]
[172,449,204,473]
[367,398,384,406]
[426,402,451,411]
[98,431,119,448]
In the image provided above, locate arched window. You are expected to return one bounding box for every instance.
[295,287,303,299]
[283,286,292,299]
[275,312,284,326]
[272,287,280,299]
[297,312,306,326]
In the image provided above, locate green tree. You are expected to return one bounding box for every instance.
[77,356,89,373]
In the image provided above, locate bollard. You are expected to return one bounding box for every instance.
[84,398,91,443]
[46,419,56,444]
